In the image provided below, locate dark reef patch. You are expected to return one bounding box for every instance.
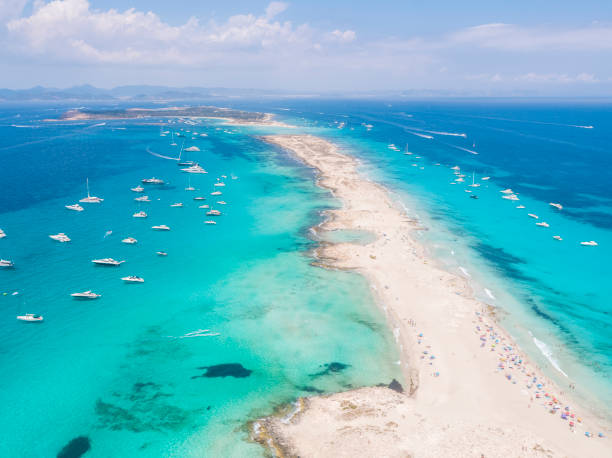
[388,379,404,393]
[57,436,91,458]
[298,385,324,394]
[310,362,350,377]
[192,363,252,379]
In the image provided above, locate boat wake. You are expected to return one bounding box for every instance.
[405,130,433,139]
[168,329,220,339]
[146,147,179,161]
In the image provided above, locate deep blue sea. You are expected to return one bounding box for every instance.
[1,99,611,456]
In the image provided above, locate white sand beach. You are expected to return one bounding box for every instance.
[253,135,612,457]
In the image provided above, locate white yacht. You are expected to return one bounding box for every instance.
[549,202,563,210]
[502,194,520,201]
[71,290,101,299]
[481,176,491,181]
[122,237,138,244]
[65,203,84,212]
[185,186,196,191]
[17,314,43,322]
[213,182,226,187]
[198,204,210,209]
[133,211,147,218]
[142,177,164,184]
[92,258,124,266]
[122,276,144,283]
[49,233,71,242]
[170,203,183,207]
[204,220,217,225]
[131,186,145,193]
[0,228,5,238]
[152,225,170,231]
[216,201,227,205]
[194,196,206,201]
[500,188,514,194]
[206,209,221,216]
[184,146,200,152]
[528,214,539,219]
[553,235,563,241]
[536,222,550,227]
[580,241,598,246]
[156,251,168,256]
[135,196,151,202]
[79,178,104,203]
[181,164,207,174]
[211,191,222,196]
[516,205,526,209]
[0,259,14,267]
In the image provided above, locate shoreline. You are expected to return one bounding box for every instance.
[253,134,611,457]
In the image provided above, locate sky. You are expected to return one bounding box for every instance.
[1,0,612,95]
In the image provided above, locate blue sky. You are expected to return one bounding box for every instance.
[1,0,612,95]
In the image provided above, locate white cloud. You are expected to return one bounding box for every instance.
[450,23,612,51]
[265,1,288,19]
[327,29,356,43]
[0,0,28,24]
[514,72,599,83]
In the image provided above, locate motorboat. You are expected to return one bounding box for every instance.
[216,201,227,205]
[133,211,147,218]
[481,177,491,181]
[213,182,225,187]
[131,186,145,192]
[152,225,170,231]
[181,165,207,174]
[580,241,598,246]
[92,258,124,266]
[553,235,563,241]
[122,276,144,283]
[185,186,196,191]
[549,203,563,210]
[142,177,164,184]
[65,204,84,211]
[122,237,138,244]
[178,161,197,166]
[211,191,222,196]
[135,196,151,202]
[194,196,206,201]
[198,204,210,209]
[170,203,183,207]
[156,251,168,256]
[0,228,5,238]
[0,259,14,267]
[71,290,101,299]
[49,233,71,242]
[528,214,539,219]
[516,205,526,209]
[536,222,550,227]
[80,178,104,203]
[500,189,514,194]
[204,220,217,225]
[17,314,43,322]
[501,194,519,201]
[206,209,221,216]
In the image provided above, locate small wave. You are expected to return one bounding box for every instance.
[459,266,471,277]
[88,122,106,128]
[484,288,496,300]
[532,334,568,377]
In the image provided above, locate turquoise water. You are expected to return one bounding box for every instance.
[0,106,401,456]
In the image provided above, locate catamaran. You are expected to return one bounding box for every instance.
[71,290,101,299]
[92,258,124,266]
[79,178,103,203]
[0,259,14,267]
[49,233,71,242]
[65,203,84,211]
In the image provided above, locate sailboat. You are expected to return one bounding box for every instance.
[79,178,103,203]
[404,143,412,155]
[185,176,195,191]
[468,172,480,187]
[170,131,177,147]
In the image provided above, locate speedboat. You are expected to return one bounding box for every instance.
[122,237,138,244]
[501,194,519,201]
[204,220,217,225]
[194,196,206,201]
[122,276,144,283]
[170,203,183,207]
[0,228,5,238]
[71,290,101,299]
[152,225,170,231]
[135,196,151,202]
[536,222,550,227]
[156,251,168,256]
[213,182,225,187]
[92,258,124,266]
[133,211,147,218]
[199,204,210,209]
[49,233,71,242]
[516,205,526,209]
[211,191,222,196]
[553,235,563,241]
[549,202,563,210]
[131,186,144,192]
[528,214,539,219]
[206,209,221,216]
[17,314,43,322]
[80,178,104,203]
[0,259,14,267]
[500,189,514,194]
[142,178,164,184]
[216,201,227,205]
[481,176,491,181]
[65,203,84,211]
[580,241,598,246]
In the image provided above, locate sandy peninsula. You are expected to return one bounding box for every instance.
[252,135,611,457]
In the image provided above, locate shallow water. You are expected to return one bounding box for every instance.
[0,105,401,456]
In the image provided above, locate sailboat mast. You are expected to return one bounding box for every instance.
[86,178,90,198]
